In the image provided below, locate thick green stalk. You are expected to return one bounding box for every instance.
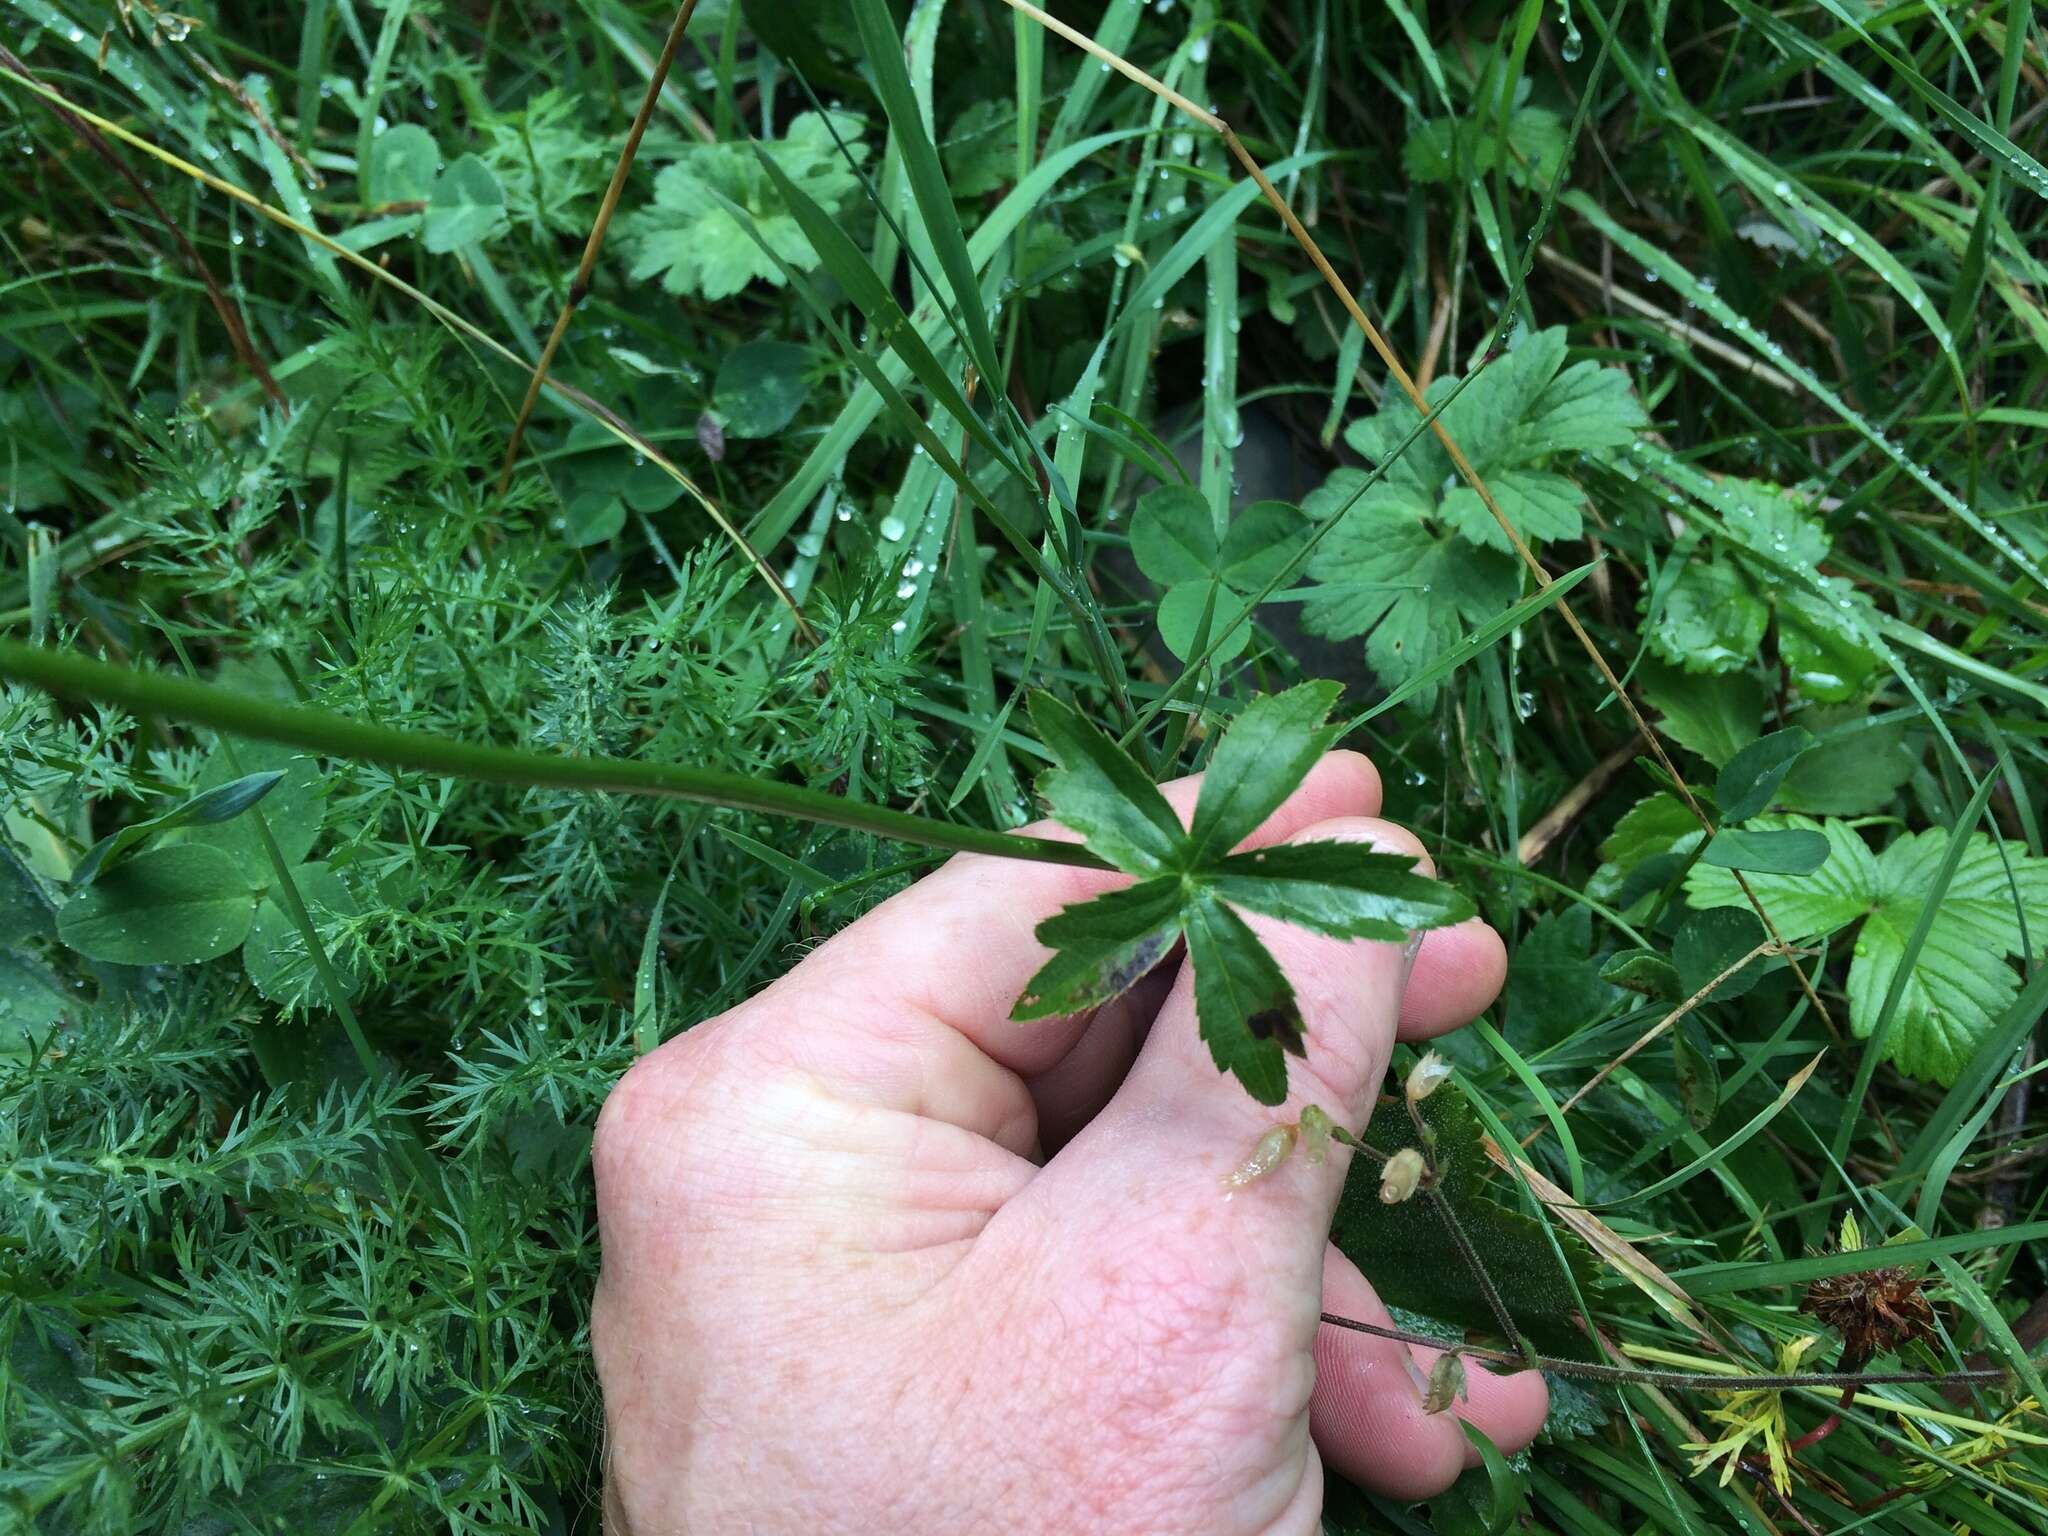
[0,642,1108,871]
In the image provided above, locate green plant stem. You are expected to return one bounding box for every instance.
[0,640,1110,871]
[1316,1313,2007,1393]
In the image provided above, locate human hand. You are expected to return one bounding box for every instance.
[592,750,1548,1533]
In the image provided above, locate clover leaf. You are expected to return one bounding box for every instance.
[1012,683,1473,1104]
[1129,487,1307,663]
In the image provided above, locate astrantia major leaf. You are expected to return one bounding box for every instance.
[1204,841,1473,941]
[1027,691,1185,876]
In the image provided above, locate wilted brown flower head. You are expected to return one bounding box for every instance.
[1799,1261,1937,1374]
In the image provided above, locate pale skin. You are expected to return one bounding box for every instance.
[592,750,1549,1533]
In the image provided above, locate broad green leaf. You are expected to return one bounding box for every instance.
[623,112,868,301]
[0,951,67,1052]
[1184,893,1297,1105]
[1028,692,1184,875]
[1187,682,1343,863]
[1716,727,1813,824]
[1217,501,1311,589]
[1013,877,1185,1020]
[1207,841,1471,942]
[1780,714,1916,815]
[0,842,57,940]
[713,341,811,439]
[56,844,259,965]
[1506,906,1618,1048]
[1699,827,1830,874]
[1601,949,1681,1001]
[365,123,438,205]
[1846,828,2048,1084]
[1131,485,1219,587]
[1672,1017,1722,1131]
[1848,903,2017,1086]
[1638,662,1762,768]
[1647,558,1769,673]
[1673,906,1771,1002]
[1777,583,1880,702]
[1685,816,1875,936]
[70,769,285,887]
[1156,580,1253,665]
[561,491,626,548]
[423,154,508,253]
[244,862,363,1008]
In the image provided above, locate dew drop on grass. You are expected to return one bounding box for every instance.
[878,515,906,542]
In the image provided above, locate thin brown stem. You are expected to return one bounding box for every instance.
[496,0,703,498]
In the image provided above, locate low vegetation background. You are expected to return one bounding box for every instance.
[3,1,2045,1532]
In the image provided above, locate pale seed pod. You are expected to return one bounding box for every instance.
[1297,1105,1334,1166]
[1379,1146,1426,1203]
[1222,1123,1298,1189]
[1422,1352,1467,1414]
[1405,1049,1453,1103]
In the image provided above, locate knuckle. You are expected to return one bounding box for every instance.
[591,1015,742,1197]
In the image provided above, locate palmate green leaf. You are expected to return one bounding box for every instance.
[1318,325,1644,558]
[56,844,259,966]
[1302,479,1520,704]
[1208,842,1472,941]
[1018,686,1466,1102]
[1026,692,1183,876]
[1188,682,1343,863]
[1184,894,1298,1107]
[1689,820,2048,1084]
[623,112,869,302]
[1013,878,1185,1020]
